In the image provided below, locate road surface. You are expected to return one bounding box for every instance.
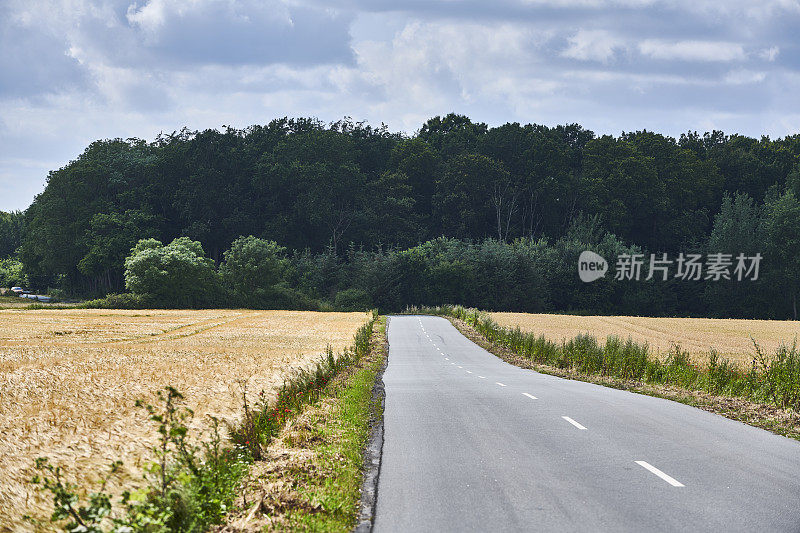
[372,315,800,532]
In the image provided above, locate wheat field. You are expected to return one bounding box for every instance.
[489,312,800,367]
[0,309,370,532]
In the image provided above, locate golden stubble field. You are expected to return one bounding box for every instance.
[489,312,800,367]
[0,309,369,531]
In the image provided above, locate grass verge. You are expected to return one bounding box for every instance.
[408,305,800,441]
[219,316,388,532]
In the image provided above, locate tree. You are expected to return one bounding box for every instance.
[580,136,664,249]
[705,193,766,317]
[0,258,26,288]
[78,210,160,294]
[0,211,23,258]
[763,191,800,319]
[434,154,512,240]
[219,236,290,306]
[124,237,220,308]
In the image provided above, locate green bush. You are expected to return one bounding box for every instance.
[124,237,221,308]
[334,288,372,311]
[0,257,26,288]
[219,236,291,306]
[82,293,153,309]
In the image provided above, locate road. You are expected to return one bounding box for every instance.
[372,315,800,532]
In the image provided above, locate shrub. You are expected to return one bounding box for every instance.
[219,236,291,306]
[0,257,26,288]
[82,293,153,309]
[124,237,221,308]
[334,288,372,311]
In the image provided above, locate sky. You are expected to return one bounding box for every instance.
[2,0,800,211]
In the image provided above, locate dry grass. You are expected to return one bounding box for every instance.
[0,309,369,532]
[490,312,800,367]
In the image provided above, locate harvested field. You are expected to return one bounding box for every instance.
[0,309,369,531]
[489,312,800,368]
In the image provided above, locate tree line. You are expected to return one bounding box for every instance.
[3,114,800,317]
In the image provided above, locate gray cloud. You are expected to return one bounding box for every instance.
[123,0,354,67]
[2,0,800,210]
[0,4,89,97]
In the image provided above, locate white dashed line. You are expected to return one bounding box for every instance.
[635,461,685,487]
[478,376,486,379]
[522,393,538,400]
[466,370,473,374]
[451,362,455,365]
[562,416,587,430]
[445,357,449,360]
[457,365,463,369]
[495,382,506,387]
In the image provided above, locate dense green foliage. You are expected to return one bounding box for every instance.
[124,237,220,308]
[0,210,23,258]
[0,257,26,287]
[218,236,292,308]
[13,115,800,317]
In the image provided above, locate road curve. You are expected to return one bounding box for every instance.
[372,315,800,532]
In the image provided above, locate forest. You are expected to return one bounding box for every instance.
[2,114,799,318]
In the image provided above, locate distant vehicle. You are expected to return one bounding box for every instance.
[18,293,52,302]
[10,287,23,294]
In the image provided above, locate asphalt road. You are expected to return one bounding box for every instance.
[372,315,800,533]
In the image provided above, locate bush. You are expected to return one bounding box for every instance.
[82,293,154,309]
[124,237,221,308]
[0,257,26,288]
[254,285,321,311]
[219,236,291,306]
[334,288,372,311]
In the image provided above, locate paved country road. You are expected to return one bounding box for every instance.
[372,315,800,533]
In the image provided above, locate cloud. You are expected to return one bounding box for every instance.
[724,69,767,84]
[760,46,780,61]
[124,0,354,66]
[561,29,625,62]
[0,3,89,97]
[638,40,746,62]
[2,0,800,210]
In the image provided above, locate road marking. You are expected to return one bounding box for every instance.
[562,416,587,430]
[478,375,486,379]
[445,357,449,360]
[466,370,473,374]
[496,382,506,387]
[522,393,538,400]
[451,362,455,365]
[457,365,463,369]
[635,461,684,487]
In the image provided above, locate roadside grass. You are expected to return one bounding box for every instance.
[489,311,800,368]
[222,316,387,532]
[408,305,800,440]
[28,312,379,532]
